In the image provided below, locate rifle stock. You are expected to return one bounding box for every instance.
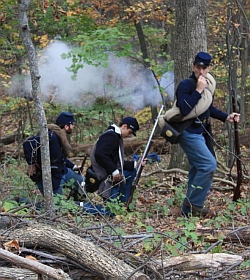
[231,90,242,202]
[126,105,164,210]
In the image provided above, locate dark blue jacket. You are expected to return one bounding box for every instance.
[176,72,228,134]
[94,125,134,176]
[23,130,74,191]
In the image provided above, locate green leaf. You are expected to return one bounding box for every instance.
[146,225,154,232]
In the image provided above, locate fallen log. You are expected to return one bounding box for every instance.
[70,138,168,157]
[153,253,243,271]
[0,267,38,280]
[0,132,23,145]
[1,223,149,280]
[0,248,71,280]
[197,226,250,244]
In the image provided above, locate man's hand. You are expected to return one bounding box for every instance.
[136,158,147,169]
[113,173,122,182]
[226,113,240,123]
[27,164,36,176]
[73,165,82,172]
[196,75,207,94]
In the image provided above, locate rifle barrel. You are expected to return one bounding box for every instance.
[132,105,165,186]
[127,105,165,210]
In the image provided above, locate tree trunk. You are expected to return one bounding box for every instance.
[18,0,54,214]
[123,0,163,133]
[169,0,208,169]
[1,223,149,280]
[174,0,208,83]
[239,0,248,126]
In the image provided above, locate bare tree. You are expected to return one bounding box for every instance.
[168,0,208,169]
[235,0,249,126]
[123,0,163,131]
[18,0,54,214]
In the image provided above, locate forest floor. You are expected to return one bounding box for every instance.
[1,94,250,279]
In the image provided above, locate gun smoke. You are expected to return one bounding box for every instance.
[8,41,174,110]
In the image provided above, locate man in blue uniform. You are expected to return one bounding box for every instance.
[90,117,142,204]
[23,112,84,197]
[176,52,240,217]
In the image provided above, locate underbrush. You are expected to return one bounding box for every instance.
[1,96,250,278]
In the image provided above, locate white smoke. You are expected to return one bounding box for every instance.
[159,71,175,102]
[9,41,174,109]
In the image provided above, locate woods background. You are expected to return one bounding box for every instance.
[0,0,250,279]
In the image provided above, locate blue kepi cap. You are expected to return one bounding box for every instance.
[56,112,76,126]
[194,52,212,66]
[122,117,139,136]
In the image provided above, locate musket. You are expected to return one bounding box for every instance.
[126,105,164,210]
[79,154,88,174]
[231,89,242,202]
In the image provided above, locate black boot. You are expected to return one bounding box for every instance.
[182,200,210,217]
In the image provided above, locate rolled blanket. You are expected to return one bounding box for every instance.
[159,73,216,128]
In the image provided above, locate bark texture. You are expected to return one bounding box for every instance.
[0,248,71,280]
[154,253,242,271]
[1,223,149,280]
[18,0,54,213]
[0,267,38,280]
[169,0,208,170]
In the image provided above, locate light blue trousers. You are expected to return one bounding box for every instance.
[179,130,217,212]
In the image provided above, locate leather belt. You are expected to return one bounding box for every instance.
[194,117,210,126]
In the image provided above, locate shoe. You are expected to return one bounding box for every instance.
[182,200,210,217]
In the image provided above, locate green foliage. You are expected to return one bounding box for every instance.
[170,184,186,206]
[1,199,32,215]
[0,95,130,145]
[174,216,203,253]
[54,195,81,215]
[32,1,96,41]
[211,243,223,253]
[142,239,153,252]
[146,225,154,232]
[0,157,36,197]
[234,199,250,216]
[2,199,19,212]
[0,0,25,72]
[240,259,250,269]
[64,26,133,73]
[0,97,28,114]
[106,197,127,216]
[62,178,75,189]
[148,202,169,216]
[63,22,172,81]
[164,243,179,256]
